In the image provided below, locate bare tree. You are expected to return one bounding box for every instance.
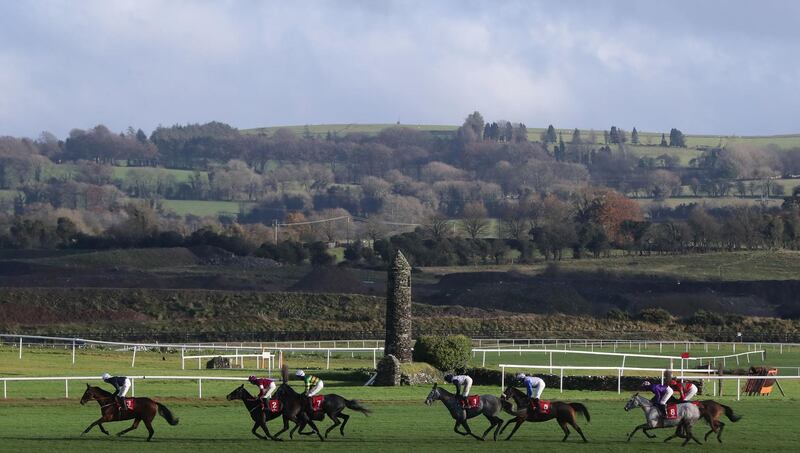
[461,201,490,239]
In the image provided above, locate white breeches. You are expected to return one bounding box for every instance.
[118,379,131,397]
[683,385,698,401]
[659,386,673,405]
[532,382,545,399]
[260,382,277,399]
[308,381,324,397]
[460,377,473,397]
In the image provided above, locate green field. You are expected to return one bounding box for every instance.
[111,166,202,183]
[161,199,255,217]
[2,344,799,451]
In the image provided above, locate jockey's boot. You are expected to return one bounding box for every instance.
[658,403,667,417]
[532,398,540,415]
[115,396,124,413]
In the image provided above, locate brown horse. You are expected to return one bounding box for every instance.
[80,384,179,441]
[226,385,284,441]
[499,385,590,442]
[663,400,742,443]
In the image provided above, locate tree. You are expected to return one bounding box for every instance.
[660,133,668,147]
[631,127,639,145]
[461,201,490,239]
[309,241,334,266]
[571,128,582,144]
[424,212,451,240]
[544,125,557,143]
[669,128,686,147]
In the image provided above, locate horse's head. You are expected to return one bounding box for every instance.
[624,393,642,412]
[425,383,439,406]
[226,384,246,401]
[80,384,95,405]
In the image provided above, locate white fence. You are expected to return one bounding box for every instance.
[0,375,249,399]
[499,364,799,401]
[475,347,765,369]
[473,338,798,354]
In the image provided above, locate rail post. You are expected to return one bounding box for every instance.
[199,378,202,399]
[65,379,69,398]
[372,349,376,369]
[131,347,137,368]
[19,337,22,359]
[326,350,331,370]
[131,378,135,397]
[72,340,76,365]
[3,380,6,399]
[736,378,740,401]
[482,351,486,367]
[181,348,185,370]
[617,369,621,394]
[501,366,505,392]
[560,368,564,393]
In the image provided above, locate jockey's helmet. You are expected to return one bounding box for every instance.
[443,374,454,382]
[248,375,257,383]
[101,372,111,380]
[516,373,526,380]
[641,380,651,387]
[295,370,305,377]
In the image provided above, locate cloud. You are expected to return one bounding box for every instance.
[0,0,799,137]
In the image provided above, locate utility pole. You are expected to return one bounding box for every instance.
[273,219,278,244]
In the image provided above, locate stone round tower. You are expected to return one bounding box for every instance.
[384,250,412,363]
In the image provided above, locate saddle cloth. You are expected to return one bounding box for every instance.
[531,400,551,415]
[123,398,135,411]
[267,399,282,413]
[310,395,325,412]
[665,403,679,420]
[460,395,481,409]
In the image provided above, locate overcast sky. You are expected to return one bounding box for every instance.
[1,0,798,138]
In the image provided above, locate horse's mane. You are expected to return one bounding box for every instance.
[239,386,254,398]
[279,382,300,396]
[90,386,113,397]
[435,385,455,398]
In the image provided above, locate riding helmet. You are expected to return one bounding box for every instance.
[295,370,305,377]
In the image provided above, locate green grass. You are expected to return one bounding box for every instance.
[32,248,201,269]
[242,124,458,138]
[111,166,202,183]
[421,250,800,281]
[634,197,783,209]
[161,200,255,217]
[2,345,799,451]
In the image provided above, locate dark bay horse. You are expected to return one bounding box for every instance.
[425,383,505,441]
[80,384,179,441]
[662,400,741,443]
[500,385,590,442]
[226,385,283,441]
[273,381,371,439]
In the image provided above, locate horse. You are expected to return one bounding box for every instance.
[79,384,179,441]
[225,385,283,441]
[425,383,505,441]
[499,385,589,442]
[273,381,371,439]
[624,393,702,446]
[661,400,741,444]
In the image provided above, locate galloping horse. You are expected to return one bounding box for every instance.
[273,381,371,439]
[499,385,589,442]
[624,393,702,446]
[80,384,179,441]
[226,385,283,441]
[425,383,505,441]
[661,400,741,444]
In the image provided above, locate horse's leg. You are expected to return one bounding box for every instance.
[453,420,468,436]
[306,419,324,441]
[251,421,268,439]
[504,418,525,441]
[559,421,570,442]
[480,417,496,440]
[716,421,725,443]
[81,417,105,436]
[338,412,350,436]
[664,427,681,443]
[492,417,503,441]
[116,418,140,437]
[569,419,588,443]
[682,423,702,446]
[98,423,109,435]
[462,419,482,441]
[273,417,290,439]
[499,417,514,435]
[627,424,647,442]
[324,412,341,438]
[643,427,657,438]
[143,418,155,442]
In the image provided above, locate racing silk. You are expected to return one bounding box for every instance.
[670,381,698,401]
[644,382,673,404]
[252,378,275,399]
[523,376,545,399]
[303,375,321,393]
[450,375,473,396]
[103,376,128,391]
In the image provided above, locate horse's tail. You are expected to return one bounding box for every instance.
[345,399,371,416]
[157,403,180,426]
[569,402,591,423]
[721,404,742,422]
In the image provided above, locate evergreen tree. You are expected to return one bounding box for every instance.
[603,130,610,144]
[631,127,639,145]
[545,124,557,143]
[504,122,514,142]
[609,126,619,144]
[669,128,686,147]
[515,123,528,142]
[571,128,582,144]
[660,133,668,147]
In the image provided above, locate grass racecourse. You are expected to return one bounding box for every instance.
[2,344,800,452]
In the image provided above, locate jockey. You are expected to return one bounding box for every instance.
[296,370,323,412]
[642,380,673,415]
[444,373,472,407]
[102,373,131,409]
[517,373,545,413]
[669,380,699,402]
[248,375,276,406]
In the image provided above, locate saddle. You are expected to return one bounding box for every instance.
[460,395,481,409]
[530,400,551,415]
